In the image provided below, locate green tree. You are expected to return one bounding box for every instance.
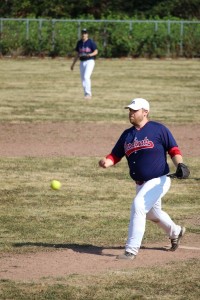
[0,0,200,19]
[148,0,200,19]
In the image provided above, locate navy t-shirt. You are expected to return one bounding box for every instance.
[111,121,178,181]
[75,39,97,61]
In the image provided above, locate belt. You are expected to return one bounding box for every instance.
[135,181,145,185]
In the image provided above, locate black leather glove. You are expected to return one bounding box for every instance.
[175,163,190,179]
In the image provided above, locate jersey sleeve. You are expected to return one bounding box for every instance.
[160,125,178,151]
[75,41,80,52]
[111,131,126,159]
[106,153,121,164]
[168,146,182,158]
[90,40,97,51]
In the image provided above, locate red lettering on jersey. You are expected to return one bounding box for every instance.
[80,47,91,53]
[124,137,154,157]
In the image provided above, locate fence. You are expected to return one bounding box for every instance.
[0,18,200,57]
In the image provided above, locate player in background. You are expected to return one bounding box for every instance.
[99,98,190,260]
[70,28,98,99]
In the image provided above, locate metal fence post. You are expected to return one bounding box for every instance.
[52,19,55,52]
[0,19,3,34]
[78,21,81,39]
[129,21,133,32]
[0,19,2,54]
[26,19,29,40]
[0,18,3,37]
[154,21,158,32]
[38,19,43,53]
[167,20,171,56]
[180,21,184,56]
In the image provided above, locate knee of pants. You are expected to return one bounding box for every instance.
[131,201,146,216]
[83,76,90,82]
[146,209,161,222]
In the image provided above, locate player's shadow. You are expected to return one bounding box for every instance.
[13,242,123,257]
[140,245,169,251]
[13,242,168,256]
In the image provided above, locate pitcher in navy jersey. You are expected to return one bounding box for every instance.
[99,98,187,260]
[71,28,98,99]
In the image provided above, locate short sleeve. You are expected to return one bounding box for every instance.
[91,40,97,51]
[75,41,80,52]
[160,125,178,151]
[111,132,126,159]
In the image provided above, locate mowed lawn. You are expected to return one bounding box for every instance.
[0,58,200,299]
[0,57,199,123]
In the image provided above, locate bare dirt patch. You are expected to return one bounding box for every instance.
[0,122,199,281]
[0,122,199,157]
[0,241,200,281]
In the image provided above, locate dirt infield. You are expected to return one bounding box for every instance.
[1,242,200,281]
[0,122,199,157]
[0,122,199,281]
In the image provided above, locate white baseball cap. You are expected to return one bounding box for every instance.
[125,98,150,111]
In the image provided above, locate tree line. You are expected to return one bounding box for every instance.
[0,0,200,20]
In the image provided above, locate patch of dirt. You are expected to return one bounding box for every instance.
[0,121,199,281]
[0,241,200,281]
[0,122,199,157]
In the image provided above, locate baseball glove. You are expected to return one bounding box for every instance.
[168,163,190,179]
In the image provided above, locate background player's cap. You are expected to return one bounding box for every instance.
[125,98,150,111]
[81,28,88,33]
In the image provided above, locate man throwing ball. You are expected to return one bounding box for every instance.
[99,98,190,260]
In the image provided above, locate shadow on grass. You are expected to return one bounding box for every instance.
[141,245,169,251]
[12,242,168,255]
[13,242,123,256]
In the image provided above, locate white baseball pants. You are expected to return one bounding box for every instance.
[80,59,95,96]
[125,175,181,255]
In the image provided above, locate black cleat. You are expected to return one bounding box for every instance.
[170,227,186,251]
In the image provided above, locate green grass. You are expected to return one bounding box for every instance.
[0,157,199,253]
[0,158,200,300]
[0,58,200,123]
[0,58,199,299]
[0,260,199,299]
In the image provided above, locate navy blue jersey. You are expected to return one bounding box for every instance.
[111,121,178,181]
[75,39,97,61]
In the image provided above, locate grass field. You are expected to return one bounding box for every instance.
[0,58,200,299]
[0,58,200,123]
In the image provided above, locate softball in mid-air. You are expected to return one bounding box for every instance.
[50,180,61,190]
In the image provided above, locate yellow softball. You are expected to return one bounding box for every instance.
[50,180,61,190]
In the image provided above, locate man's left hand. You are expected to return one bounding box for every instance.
[175,163,190,179]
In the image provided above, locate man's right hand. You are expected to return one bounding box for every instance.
[99,158,114,168]
[99,158,107,168]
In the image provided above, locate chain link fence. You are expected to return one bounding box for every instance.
[0,18,200,57]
